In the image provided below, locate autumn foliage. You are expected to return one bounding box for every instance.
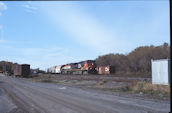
[96,42,170,77]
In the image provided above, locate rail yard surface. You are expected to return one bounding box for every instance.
[0,75,170,113]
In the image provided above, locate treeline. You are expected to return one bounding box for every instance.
[0,43,170,77]
[96,43,170,77]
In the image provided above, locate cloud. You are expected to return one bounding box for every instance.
[0,2,7,10]
[23,4,37,10]
[0,2,7,16]
[23,2,38,14]
[39,3,129,54]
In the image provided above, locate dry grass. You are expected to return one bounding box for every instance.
[92,80,170,100]
[130,82,170,97]
[97,80,107,85]
[114,72,151,78]
[93,79,107,88]
[41,79,54,83]
[108,81,170,100]
[31,74,169,100]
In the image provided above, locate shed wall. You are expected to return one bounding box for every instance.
[152,59,170,85]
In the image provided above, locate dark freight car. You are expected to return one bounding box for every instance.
[98,65,115,75]
[21,64,30,77]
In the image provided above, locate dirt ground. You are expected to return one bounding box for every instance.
[28,74,170,101]
[0,75,170,113]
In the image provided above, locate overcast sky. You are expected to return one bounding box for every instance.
[0,1,170,70]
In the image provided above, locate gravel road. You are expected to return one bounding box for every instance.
[0,75,170,113]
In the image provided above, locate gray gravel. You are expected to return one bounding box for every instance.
[0,75,170,113]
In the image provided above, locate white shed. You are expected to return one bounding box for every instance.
[151,59,170,85]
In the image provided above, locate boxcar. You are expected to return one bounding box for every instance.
[21,64,30,77]
[13,63,22,77]
[98,65,115,75]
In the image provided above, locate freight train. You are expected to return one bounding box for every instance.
[47,60,115,75]
[12,63,30,77]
